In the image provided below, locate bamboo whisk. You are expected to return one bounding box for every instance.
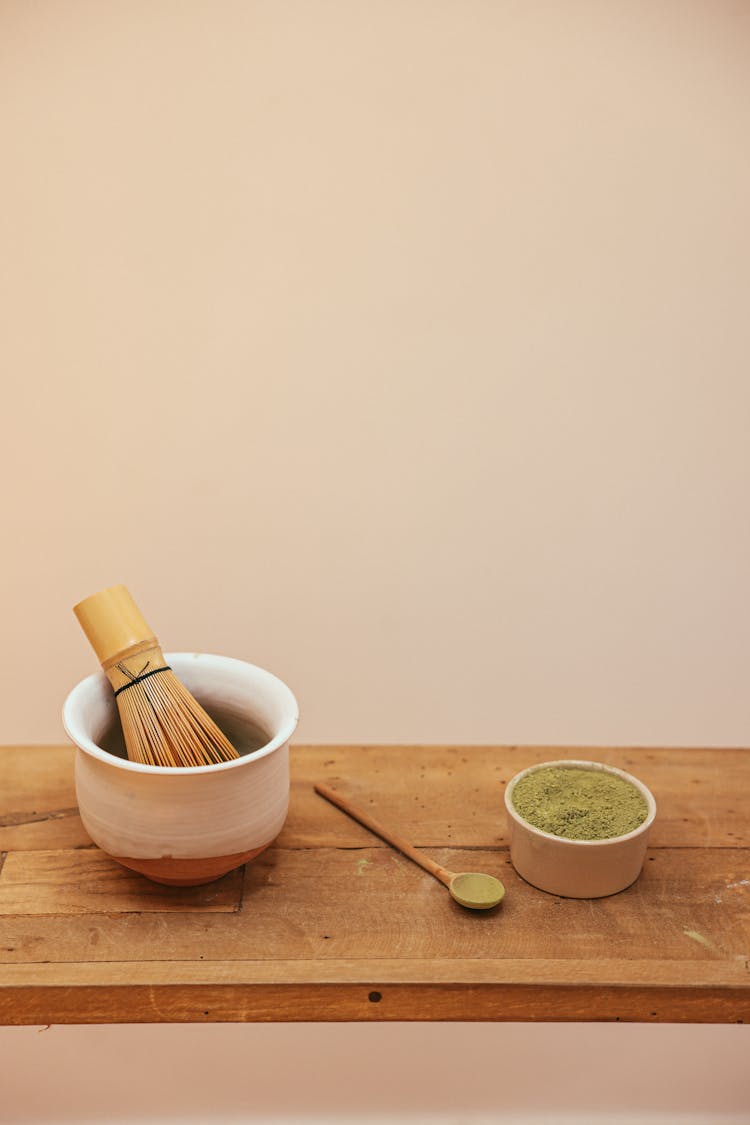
[74,586,240,768]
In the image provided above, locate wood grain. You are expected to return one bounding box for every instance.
[2,745,748,849]
[287,745,750,848]
[0,810,91,853]
[2,847,745,963]
[0,744,748,1025]
[3,956,749,986]
[0,849,244,914]
[0,746,90,851]
[1,982,746,1025]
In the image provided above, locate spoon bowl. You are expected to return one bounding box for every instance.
[449,871,505,910]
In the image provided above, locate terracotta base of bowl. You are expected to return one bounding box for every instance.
[110,844,271,886]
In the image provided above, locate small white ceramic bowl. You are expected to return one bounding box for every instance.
[504,759,657,898]
[63,653,298,886]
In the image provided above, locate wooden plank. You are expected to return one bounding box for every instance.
[0,812,91,852]
[2,745,749,851]
[0,746,76,812]
[285,745,750,849]
[0,849,243,915]
[3,957,748,987]
[2,955,746,1023]
[0,744,748,1025]
[0,746,90,851]
[0,848,747,965]
[0,747,86,850]
[0,981,746,1025]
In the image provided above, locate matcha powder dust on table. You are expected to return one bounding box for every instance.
[511,767,649,840]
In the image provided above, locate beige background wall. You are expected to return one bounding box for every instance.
[2,0,749,747]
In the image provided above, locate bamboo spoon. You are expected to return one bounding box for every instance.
[314,782,505,910]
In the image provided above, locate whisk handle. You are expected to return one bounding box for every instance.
[74,585,157,667]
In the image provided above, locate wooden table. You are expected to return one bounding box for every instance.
[0,745,748,1024]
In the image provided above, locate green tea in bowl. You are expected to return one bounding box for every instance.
[504,760,657,898]
[511,765,649,841]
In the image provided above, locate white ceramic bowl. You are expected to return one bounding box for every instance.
[504,759,657,898]
[62,653,299,886]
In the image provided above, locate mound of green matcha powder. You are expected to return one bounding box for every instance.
[511,766,648,840]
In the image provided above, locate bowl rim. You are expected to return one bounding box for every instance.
[504,758,657,847]
[62,652,299,775]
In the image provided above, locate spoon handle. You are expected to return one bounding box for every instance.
[314,782,453,887]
